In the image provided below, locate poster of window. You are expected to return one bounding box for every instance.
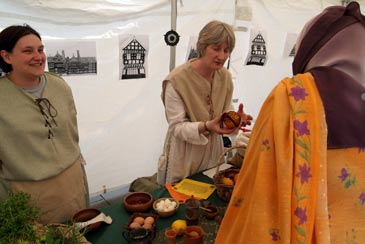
[186,36,198,62]
[283,33,298,58]
[119,34,149,80]
[245,29,268,66]
[45,40,97,76]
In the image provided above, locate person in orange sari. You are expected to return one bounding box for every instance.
[216,2,365,243]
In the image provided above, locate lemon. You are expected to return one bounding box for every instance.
[171,219,187,235]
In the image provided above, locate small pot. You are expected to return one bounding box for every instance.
[202,205,219,220]
[185,198,200,226]
[183,225,204,244]
[164,229,177,244]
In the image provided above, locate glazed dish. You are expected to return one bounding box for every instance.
[72,208,103,231]
[123,192,153,212]
[153,197,179,217]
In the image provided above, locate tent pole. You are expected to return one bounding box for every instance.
[170,0,177,71]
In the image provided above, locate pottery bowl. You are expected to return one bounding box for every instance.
[183,225,205,243]
[202,205,219,220]
[153,197,179,217]
[123,192,153,212]
[72,208,102,231]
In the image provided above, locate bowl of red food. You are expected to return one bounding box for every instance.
[123,192,154,212]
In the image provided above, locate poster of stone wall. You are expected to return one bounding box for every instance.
[45,40,97,76]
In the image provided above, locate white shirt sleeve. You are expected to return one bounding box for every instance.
[164,82,208,145]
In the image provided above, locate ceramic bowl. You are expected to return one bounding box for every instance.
[183,225,205,243]
[202,205,219,220]
[153,197,179,217]
[123,192,153,212]
[72,208,102,231]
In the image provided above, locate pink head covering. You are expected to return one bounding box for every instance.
[293,2,365,85]
[305,21,365,86]
[293,1,365,148]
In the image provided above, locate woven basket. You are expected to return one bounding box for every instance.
[125,212,159,232]
[123,213,158,243]
[213,146,242,202]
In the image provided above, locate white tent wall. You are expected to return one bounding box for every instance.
[1,0,363,195]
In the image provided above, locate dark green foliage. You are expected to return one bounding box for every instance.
[0,192,42,243]
[0,192,87,244]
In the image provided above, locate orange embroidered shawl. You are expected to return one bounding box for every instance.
[216,73,365,243]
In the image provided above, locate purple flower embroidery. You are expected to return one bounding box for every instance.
[262,139,269,146]
[261,139,270,151]
[359,192,365,205]
[269,229,280,241]
[294,207,307,225]
[289,86,308,101]
[294,120,310,136]
[338,168,350,182]
[296,164,312,184]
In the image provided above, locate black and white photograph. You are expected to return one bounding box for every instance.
[245,30,267,66]
[185,36,198,62]
[119,34,149,80]
[45,40,97,76]
[283,32,298,58]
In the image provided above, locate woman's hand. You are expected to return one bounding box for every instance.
[237,103,253,127]
[205,115,237,135]
[202,103,253,135]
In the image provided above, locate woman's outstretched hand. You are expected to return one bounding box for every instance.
[205,115,237,135]
[203,103,253,135]
[237,103,253,127]
[205,104,253,134]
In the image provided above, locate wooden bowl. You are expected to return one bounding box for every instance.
[153,197,179,217]
[72,208,102,231]
[202,205,219,220]
[123,192,153,212]
[183,225,204,243]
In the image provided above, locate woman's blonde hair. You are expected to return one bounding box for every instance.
[196,20,235,57]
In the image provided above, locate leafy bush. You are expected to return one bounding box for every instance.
[0,192,42,243]
[0,192,88,244]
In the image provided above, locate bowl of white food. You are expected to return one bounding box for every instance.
[153,197,179,217]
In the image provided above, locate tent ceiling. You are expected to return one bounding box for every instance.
[0,0,170,24]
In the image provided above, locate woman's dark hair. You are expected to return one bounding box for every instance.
[0,24,41,73]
